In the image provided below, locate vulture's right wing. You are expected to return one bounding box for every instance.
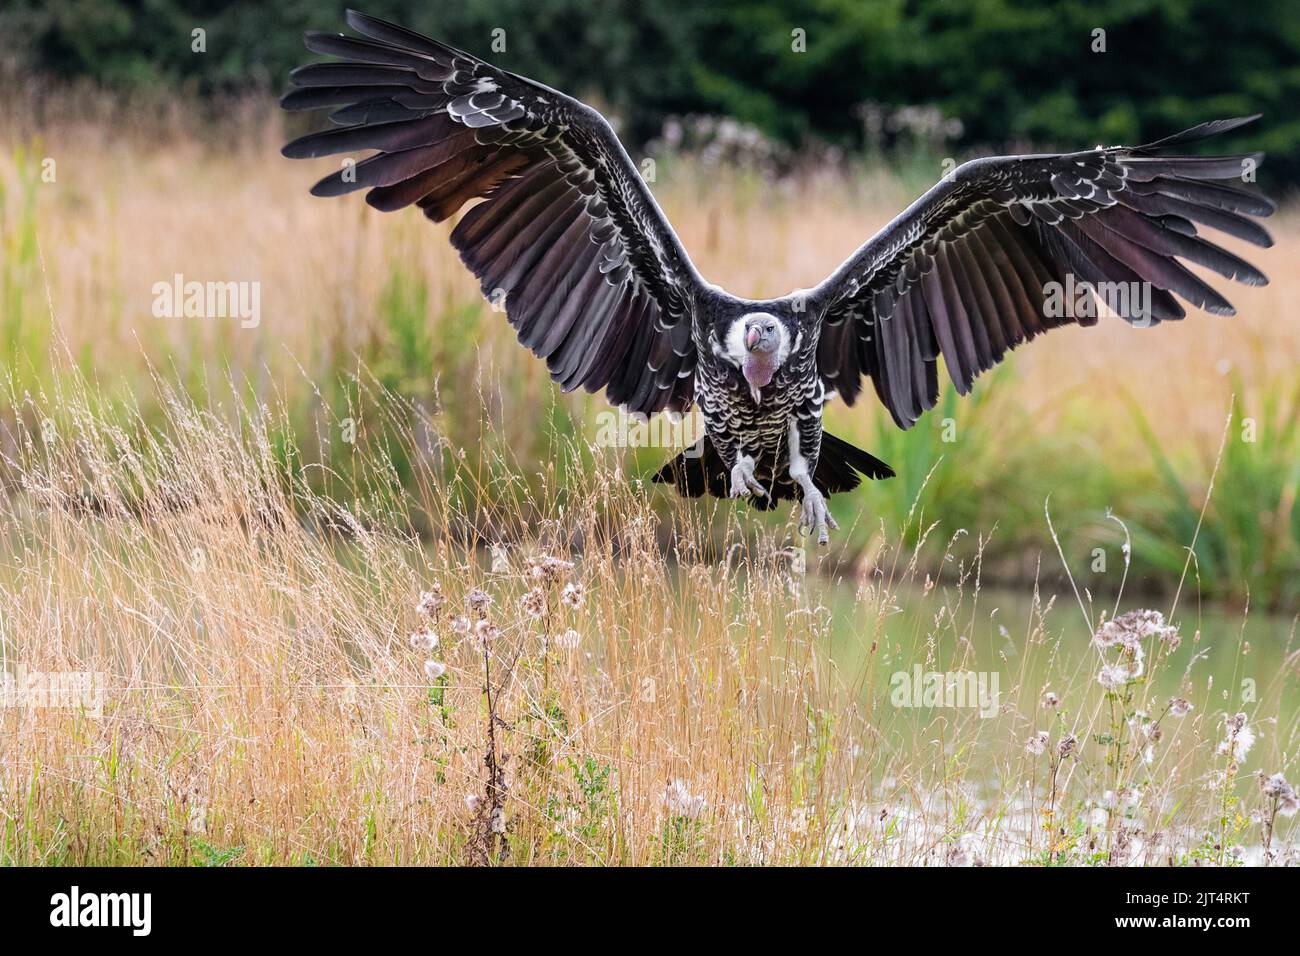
[282,10,703,414]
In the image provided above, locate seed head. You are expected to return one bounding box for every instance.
[1217,713,1256,763]
[662,778,707,818]
[1258,773,1300,817]
[465,587,493,618]
[1093,609,1179,651]
[409,630,438,653]
[1261,772,1291,798]
[520,587,547,619]
[1097,663,1128,689]
[560,582,586,609]
[527,554,575,584]
[416,586,445,618]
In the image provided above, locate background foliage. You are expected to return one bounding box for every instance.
[4,0,1300,184]
[1,2,1296,607]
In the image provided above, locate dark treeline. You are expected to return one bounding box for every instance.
[4,0,1300,185]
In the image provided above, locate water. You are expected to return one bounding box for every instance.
[816,580,1298,732]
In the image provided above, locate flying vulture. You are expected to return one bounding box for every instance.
[283,10,1274,543]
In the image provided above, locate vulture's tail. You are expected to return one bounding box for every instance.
[652,432,893,508]
[818,432,896,487]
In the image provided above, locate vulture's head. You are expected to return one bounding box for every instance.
[722,311,797,395]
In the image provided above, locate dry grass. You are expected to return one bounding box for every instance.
[1,93,1297,865]
[1,364,1296,865]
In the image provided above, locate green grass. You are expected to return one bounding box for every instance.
[1126,381,1300,607]
[0,142,46,382]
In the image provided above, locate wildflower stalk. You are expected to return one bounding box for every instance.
[536,599,555,828]
[1047,755,1062,860]
[1211,713,1255,866]
[480,642,509,863]
[1262,791,1279,862]
[542,603,552,705]
[1091,609,1180,862]
[1217,754,1234,867]
[1258,773,1298,864]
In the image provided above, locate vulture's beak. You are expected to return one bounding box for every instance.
[745,326,762,351]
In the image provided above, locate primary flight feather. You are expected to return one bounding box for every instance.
[283,10,1274,543]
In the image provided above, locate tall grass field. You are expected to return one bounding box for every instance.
[0,93,1296,866]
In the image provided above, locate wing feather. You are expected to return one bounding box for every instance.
[811,119,1273,426]
[282,11,704,415]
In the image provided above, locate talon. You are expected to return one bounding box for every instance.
[730,457,765,501]
[797,486,836,545]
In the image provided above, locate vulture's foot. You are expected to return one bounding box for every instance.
[729,456,768,499]
[798,487,838,545]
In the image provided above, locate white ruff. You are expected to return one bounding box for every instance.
[723,317,750,366]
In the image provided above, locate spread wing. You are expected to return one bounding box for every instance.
[811,116,1275,428]
[282,10,702,414]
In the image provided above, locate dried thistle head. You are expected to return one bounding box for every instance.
[416,584,445,618]
[1217,712,1256,763]
[409,630,438,653]
[520,587,547,619]
[465,587,493,618]
[1260,772,1291,798]
[1259,773,1300,817]
[560,582,586,609]
[1093,609,1179,652]
[527,554,575,585]
[475,619,501,645]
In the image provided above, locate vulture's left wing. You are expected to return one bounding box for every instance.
[283,10,702,415]
[811,117,1274,428]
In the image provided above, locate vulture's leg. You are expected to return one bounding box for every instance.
[788,416,837,544]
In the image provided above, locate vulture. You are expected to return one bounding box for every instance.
[283,10,1274,543]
